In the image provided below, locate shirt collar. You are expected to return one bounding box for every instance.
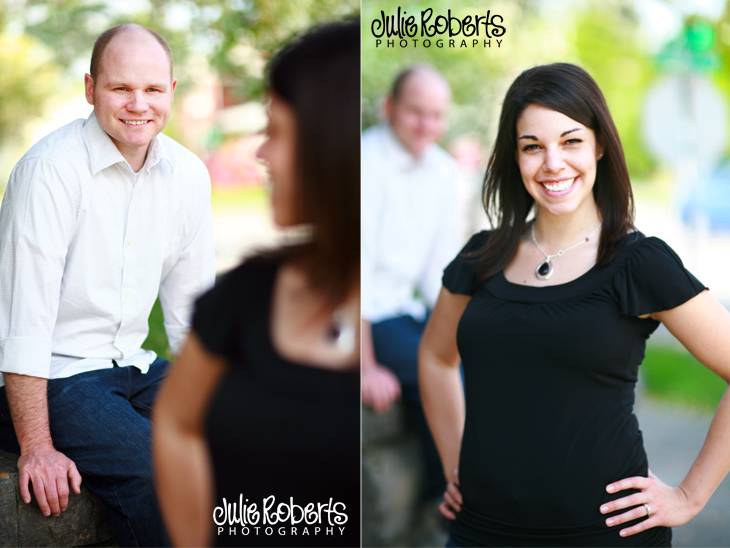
[82,112,171,175]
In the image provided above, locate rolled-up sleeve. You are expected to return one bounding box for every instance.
[0,158,78,378]
[158,161,216,355]
[361,149,383,322]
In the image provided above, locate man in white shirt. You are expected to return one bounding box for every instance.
[0,24,214,545]
[362,66,462,504]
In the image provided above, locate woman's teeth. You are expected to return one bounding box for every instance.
[543,178,574,191]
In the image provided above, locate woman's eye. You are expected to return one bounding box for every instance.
[564,138,582,145]
[522,144,540,152]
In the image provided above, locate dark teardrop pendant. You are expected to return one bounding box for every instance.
[535,260,553,280]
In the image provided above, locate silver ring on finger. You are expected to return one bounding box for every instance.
[643,503,651,517]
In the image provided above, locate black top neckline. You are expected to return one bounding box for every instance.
[263,256,359,376]
[482,231,644,303]
[497,262,601,290]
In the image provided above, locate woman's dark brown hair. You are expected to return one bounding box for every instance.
[265,19,359,308]
[474,62,635,280]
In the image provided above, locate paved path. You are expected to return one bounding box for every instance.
[636,396,730,546]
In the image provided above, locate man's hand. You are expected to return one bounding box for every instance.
[4,373,82,517]
[362,363,401,412]
[17,445,82,517]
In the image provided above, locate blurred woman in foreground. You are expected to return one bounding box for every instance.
[153,19,360,547]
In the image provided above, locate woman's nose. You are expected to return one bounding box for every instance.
[542,145,565,173]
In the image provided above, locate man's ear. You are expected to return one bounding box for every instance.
[84,74,95,105]
[383,95,394,123]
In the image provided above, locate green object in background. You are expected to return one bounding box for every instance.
[656,18,719,73]
[685,20,714,55]
[642,345,726,412]
[143,299,171,361]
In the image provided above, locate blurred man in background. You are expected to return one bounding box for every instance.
[362,65,462,515]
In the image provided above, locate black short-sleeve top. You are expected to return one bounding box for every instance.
[192,253,360,547]
[442,230,706,546]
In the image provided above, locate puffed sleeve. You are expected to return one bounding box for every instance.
[191,264,244,361]
[613,236,707,317]
[442,230,490,296]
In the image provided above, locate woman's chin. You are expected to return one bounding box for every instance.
[534,199,584,218]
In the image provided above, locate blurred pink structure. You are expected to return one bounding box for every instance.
[205,135,267,188]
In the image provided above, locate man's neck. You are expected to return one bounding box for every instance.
[120,146,150,173]
[387,125,425,162]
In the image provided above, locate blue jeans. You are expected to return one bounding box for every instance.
[0,358,171,546]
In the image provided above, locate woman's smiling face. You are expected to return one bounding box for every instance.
[515,104,603,218]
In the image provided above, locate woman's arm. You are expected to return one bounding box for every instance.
[152,333,227,546]
[418,288,470,517]
[602,290,730,537]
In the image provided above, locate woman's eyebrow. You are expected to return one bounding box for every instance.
[518,127,584,140]
[561,127,583,137]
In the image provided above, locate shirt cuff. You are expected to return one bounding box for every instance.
[0,337,52,378]
[164,325,188,356]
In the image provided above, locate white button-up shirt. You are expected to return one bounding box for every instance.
[0,113,215,386]
[362,124,462,323]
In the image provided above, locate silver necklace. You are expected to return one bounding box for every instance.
[530,222,601,280]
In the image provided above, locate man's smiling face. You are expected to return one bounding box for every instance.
[85,28,176,167]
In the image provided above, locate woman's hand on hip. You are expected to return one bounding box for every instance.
[600,469,700,537]
[439,468,463,520]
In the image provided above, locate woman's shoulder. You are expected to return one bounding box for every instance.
[608,229,706,316]
[442,230,493,296]
[192,250,287,360]
[217,249,286,290]
[460,229,493,253]
[615,230,685,263]
[196,249,286,315]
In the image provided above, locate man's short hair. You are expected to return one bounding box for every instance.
[388,64,445,102]
[89,23,173,80]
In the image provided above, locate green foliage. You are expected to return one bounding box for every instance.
[570,7,657,179]
[202,0,359,100]
[0,32,60,148]
[23,0,107,71]
[642,345,727,412]
[144,299,171,360]
[710,7,730,158]
[0,0,358,155]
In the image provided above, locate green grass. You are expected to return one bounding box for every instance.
[642,345,727,412]
[143,299,171,360]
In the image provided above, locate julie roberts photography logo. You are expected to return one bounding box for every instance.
[370,6,506,49]
[213,495,349,538]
